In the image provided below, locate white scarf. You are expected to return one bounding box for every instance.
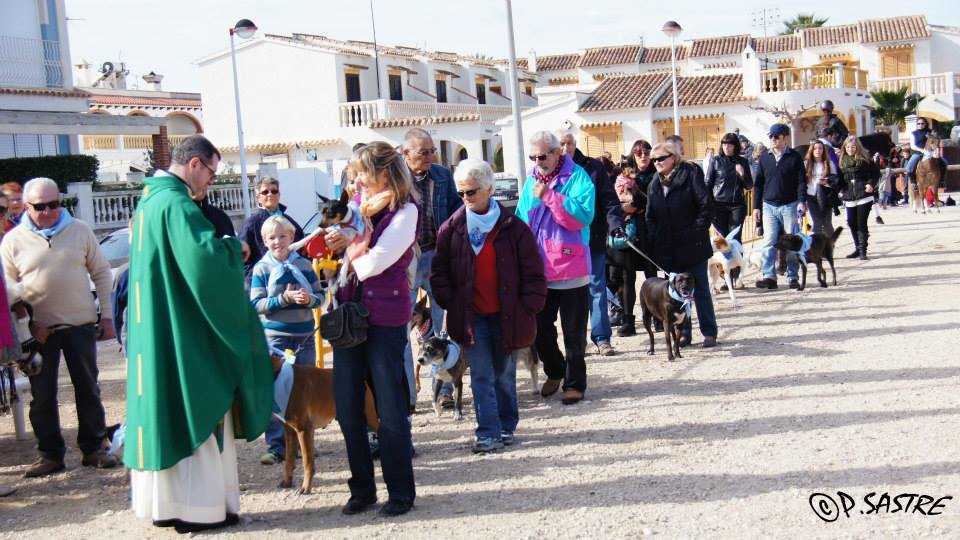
[465,200,500,255]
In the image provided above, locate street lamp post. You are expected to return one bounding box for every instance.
[504,0,526,187]
[662,20,683,137]
[229,18,257,218]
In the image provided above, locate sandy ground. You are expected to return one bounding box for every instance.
[2,204,959,538]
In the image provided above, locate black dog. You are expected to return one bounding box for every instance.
[639,273,695,361]
[775,226,844,291]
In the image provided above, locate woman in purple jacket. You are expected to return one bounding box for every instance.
[431,159,547,453]
[333,142,418,517]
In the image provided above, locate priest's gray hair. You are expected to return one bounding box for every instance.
[453,158,494,190]
[402,128,434,149]
[23,177,60,200]
[529,130,560,150]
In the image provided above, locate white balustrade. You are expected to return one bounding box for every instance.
[760,67,868,93]
[870,74,949,96]
[0,35,63,88]
[338,99,515,127]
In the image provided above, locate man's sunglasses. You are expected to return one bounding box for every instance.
[456,188,481,198]
[652,155,672,163]
[28,200,61,212]
[528,154,550,162]
[259,188,279,195]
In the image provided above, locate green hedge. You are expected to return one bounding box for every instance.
[0,154,99,192]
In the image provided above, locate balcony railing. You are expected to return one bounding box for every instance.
[0,35,63,88]
[869,73,957,96]
[338,99,518,127]
[88,183,252,229]
[760,66,867,93]
[83,134,192,151]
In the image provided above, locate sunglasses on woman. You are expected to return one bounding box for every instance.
[28,200,61,212]
[456,188,481,198]
[652,155,672,163]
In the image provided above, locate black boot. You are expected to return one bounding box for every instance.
[617,315,636,337]
[858,231,869,260]
[846,230,860,259]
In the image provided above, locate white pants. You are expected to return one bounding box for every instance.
[131,413,240,524]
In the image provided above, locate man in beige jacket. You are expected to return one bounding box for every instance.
[1,177,117,478]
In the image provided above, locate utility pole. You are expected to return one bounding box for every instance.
[751,7,781,69]
[504,0,525,184]
[370,0,382,99]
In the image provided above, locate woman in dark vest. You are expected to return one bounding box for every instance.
[333,141,418,517]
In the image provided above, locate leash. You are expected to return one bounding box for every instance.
[623,238,669,276]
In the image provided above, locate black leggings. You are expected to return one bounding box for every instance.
[845,202,873,246]
[712,203,747,242]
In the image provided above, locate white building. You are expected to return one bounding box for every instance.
[499,14,960,177]
[0,0,163,161]
[196,33,538,176]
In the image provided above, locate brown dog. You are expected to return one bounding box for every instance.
[638,273,695,361]
[774,226,844,291]
[270,355,379,494]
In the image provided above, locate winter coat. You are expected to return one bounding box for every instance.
[839,156,881,202]
[645,162,713,272]
[572,149,623,254]
[706,154,753,206]
[515,156,596,283]
[431,202,547,351]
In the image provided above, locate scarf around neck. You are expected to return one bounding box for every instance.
[466,201,500,254]
[533,154,566,185]
[21,208,74,239]
[667,272,694,321]
[359,190,394,218]
[265,250,313,294]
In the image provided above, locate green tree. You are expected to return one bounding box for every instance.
[869,86,925,127]
[780,13,828,35]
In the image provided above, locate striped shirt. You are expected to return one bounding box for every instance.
[250,254,324,337]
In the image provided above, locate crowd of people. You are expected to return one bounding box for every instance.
[0,104,945,529]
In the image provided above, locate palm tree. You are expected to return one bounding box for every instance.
[869,87,925,127]
[780,13,828,35]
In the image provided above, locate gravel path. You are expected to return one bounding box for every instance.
[2,205,959,538]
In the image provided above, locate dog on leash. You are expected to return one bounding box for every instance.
[774,226,844,291]
[269,353,379,495]
[707,225,743,307]
[417,334,466,420]
[639,273,695,361]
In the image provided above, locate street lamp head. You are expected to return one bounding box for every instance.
[232,19,257,39]
[661,20,683,38]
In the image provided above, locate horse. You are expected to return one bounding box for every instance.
[913,136,944,214]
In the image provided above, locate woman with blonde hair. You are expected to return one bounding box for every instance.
[332,141,418,517]
[838,135,880,260]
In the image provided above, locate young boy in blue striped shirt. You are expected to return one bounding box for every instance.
[250,215,325,464]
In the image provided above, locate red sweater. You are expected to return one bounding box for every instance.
[472,228,500,314]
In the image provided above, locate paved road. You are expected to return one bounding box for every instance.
[2,205,959,538]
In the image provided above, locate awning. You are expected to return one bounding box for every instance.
[0,110,165,135]
[435,69,461,79]
[219,138,342,154]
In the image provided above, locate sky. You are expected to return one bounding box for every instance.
[65,0,955,93]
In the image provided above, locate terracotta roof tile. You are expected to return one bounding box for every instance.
[536,53,581,72]
[579,44,642,67]
[0,86,89,98]
[754,35,800,54]
[640,46,687,64]
[858,15,930,43]
[652,74,744,108]
[577,72,670,112]
[219,138,341,154]
[802,24,858,47]
[691,35,750,57]
[89,95,201,108]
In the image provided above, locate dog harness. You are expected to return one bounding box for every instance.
[271,347,296,423]
[794,233,814,265]
[721,225,743,263]
[430,341,462,383]
[667,273,695,322]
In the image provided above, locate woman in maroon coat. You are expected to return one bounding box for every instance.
[431,158,547,453]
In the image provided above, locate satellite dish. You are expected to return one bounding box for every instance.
[101,61,114,74]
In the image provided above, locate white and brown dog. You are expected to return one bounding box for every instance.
[707,225,743,308]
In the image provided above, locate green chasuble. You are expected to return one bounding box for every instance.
[124,172,273,471]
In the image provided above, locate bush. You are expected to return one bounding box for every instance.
[0,154,99,192]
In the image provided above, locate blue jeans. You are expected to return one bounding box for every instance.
[588,251,612,345]
[904,153,922,203]
[761,201,799,281]
[677,260,718,339]
[333,325,416,504]
[464,314,519,441]
[404,249,451,404]
[265,335,316,456]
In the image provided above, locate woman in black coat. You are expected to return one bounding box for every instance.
[646,142,718,348]
[838,136,880,260]
[705,132,753,243]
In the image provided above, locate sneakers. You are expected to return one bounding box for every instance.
[81,449,118,469]
[500,432,516,446]
[472,437,504,454]
[595,342,615,356]
[379,499,414,517]
[342,496,377,515]
[755,278,778,290]
[540,378,562,397]
[260,451,282,465]
[24,457,65,478]
[561,389,584,405]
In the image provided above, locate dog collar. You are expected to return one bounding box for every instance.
[722,239,742,262]
[668,273,694,320]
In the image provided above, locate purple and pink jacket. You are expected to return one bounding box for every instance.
[514,155,596,284]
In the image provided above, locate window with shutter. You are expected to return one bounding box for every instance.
[880,48,913,78]
[0,135,15,159]
[14,134,41,157]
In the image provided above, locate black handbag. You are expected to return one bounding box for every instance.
[320,281,369,349]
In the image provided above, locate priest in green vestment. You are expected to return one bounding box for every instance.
[124,135,272,534]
